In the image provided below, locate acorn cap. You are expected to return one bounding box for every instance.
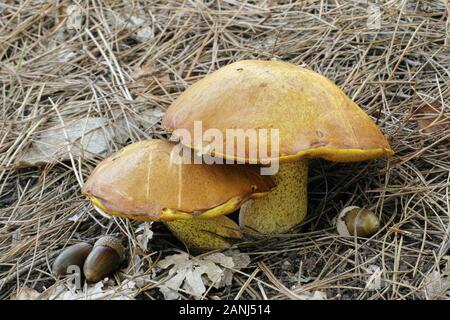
[163,60,394,163]
[81,139,275,221]
[94,236,124,262]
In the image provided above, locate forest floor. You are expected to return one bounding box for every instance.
[0,0,449,300]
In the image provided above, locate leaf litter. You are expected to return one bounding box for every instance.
[16,117,114,168]
[156,251,251,300]
[1,0,449,300]
[11,250,251,300]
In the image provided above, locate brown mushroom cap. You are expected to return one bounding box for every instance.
[163,60,394,163]
[81,139,275,221]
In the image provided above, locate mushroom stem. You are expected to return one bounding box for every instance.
[239,160,308,234]
[165,215,243,250]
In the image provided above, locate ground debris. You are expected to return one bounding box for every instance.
[16,117,116,168]
[156,251,250,300]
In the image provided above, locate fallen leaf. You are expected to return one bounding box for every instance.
[365,265,382,290]
[135,222,154,252]
[121,254,154,288]
[203,252,234,268]
[184,265,207,295]
[414,100,450,134]
[130,106,165,130]
[39,278,136,300]
[66,5,83,31]
[423,270,450,299]
[107,13,153,40]
[160,265,189,300]
[16,117,115,168]
[10,287,41,300]
[156,251,250,300]
[205,251,251,288]
[129,16,154,40]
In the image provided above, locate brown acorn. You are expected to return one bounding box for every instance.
[336,206,380,237]
[53,242,93,276]
[83,236,124,283]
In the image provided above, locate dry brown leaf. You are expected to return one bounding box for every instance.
[16,117,115,168]
[156,251,250,300]
[414,101,450,134]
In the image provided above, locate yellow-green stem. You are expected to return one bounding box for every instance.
[165,215,242,250]
[239,160,308,234]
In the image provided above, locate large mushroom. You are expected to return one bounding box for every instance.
[82,139,274,249]
[163,60,394,234]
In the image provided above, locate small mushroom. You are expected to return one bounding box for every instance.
[81,139,275,250]
[83,236,124,283]
[162,59,394,235]
[336,206,380,237]
[53,242,93,277]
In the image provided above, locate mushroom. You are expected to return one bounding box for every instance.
[82,139,274,249]
[163,60,394,234]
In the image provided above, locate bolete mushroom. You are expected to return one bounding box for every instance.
[163,60,394,234]
[81,139,274,249]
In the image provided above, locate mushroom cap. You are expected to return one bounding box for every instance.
[81,139,275,221]
[163,60,394,163]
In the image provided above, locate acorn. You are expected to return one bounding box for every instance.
[52,242,93,276]
[83,236,124,283]
[336,206,380,237]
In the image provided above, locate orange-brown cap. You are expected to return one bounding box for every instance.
[81,139,275,221]
[163,60,394,163]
